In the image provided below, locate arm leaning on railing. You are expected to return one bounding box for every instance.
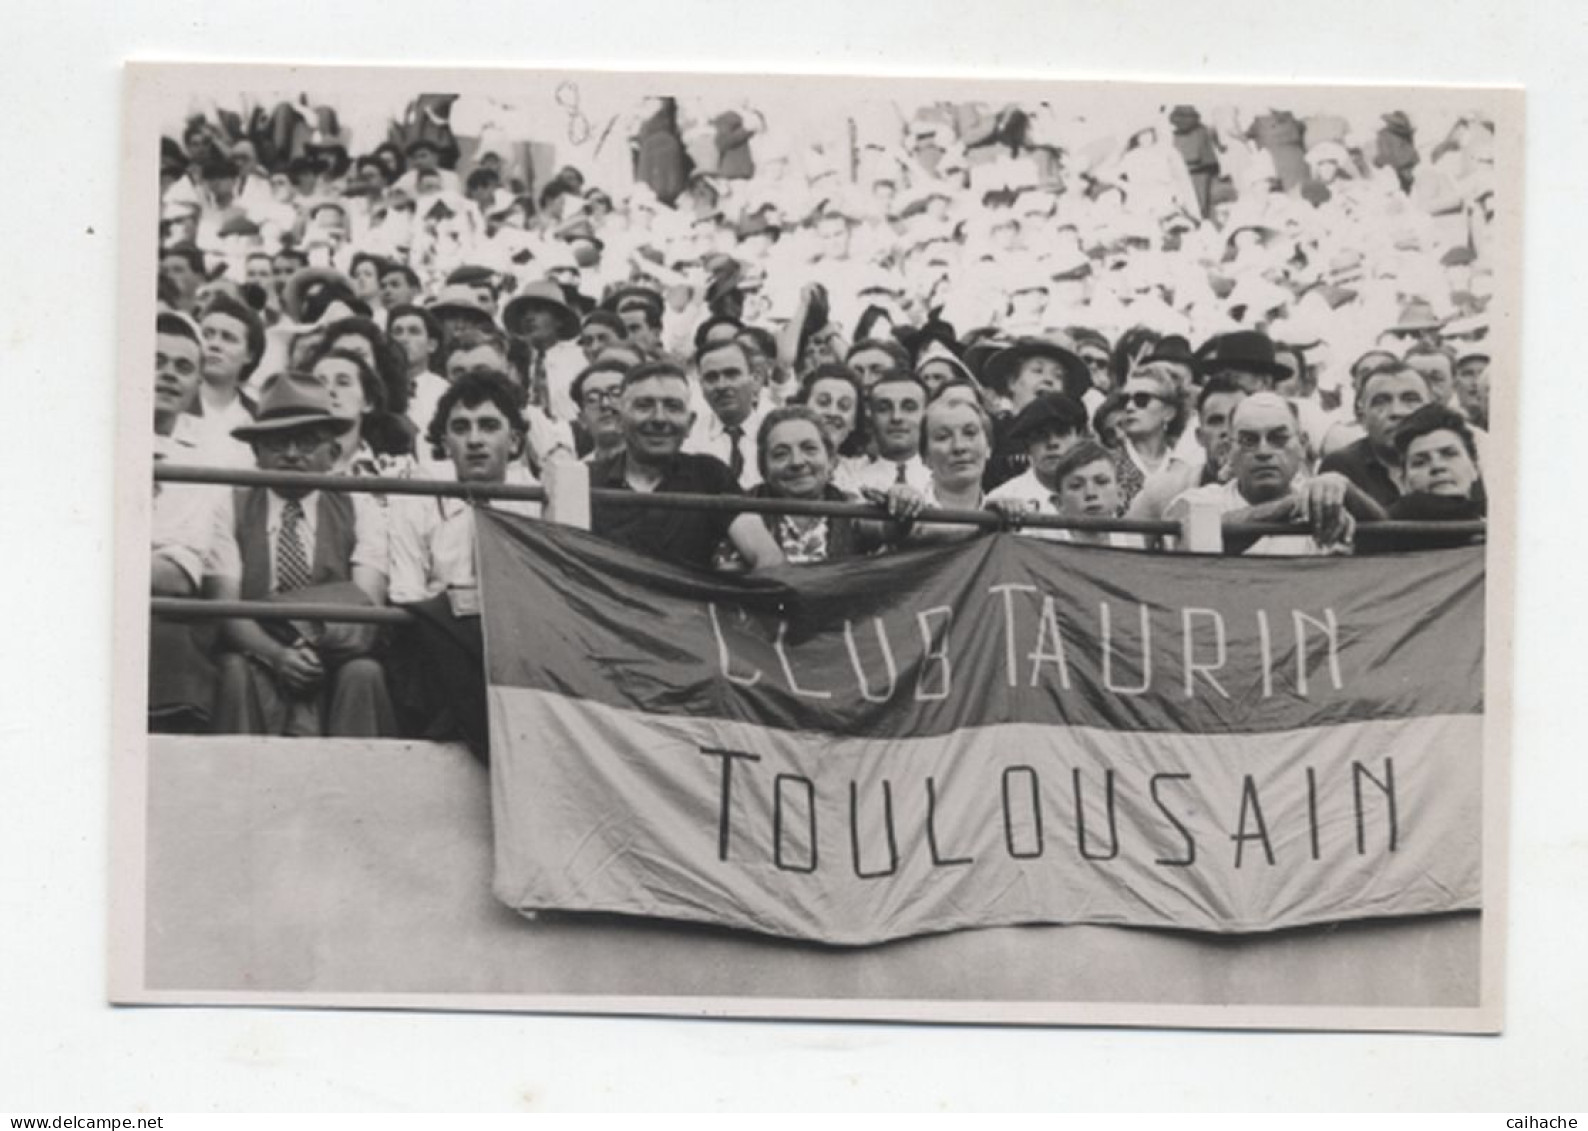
[149,465,1488,628]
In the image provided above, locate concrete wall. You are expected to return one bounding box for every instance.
[141,736,1480,1015]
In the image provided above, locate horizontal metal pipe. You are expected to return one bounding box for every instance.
[152,465,1485,542]
[152,598,415,624]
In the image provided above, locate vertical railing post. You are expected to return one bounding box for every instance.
[543,457,590,530]
[1179,496,1225,553]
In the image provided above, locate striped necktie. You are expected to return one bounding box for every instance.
[276,498,312,594]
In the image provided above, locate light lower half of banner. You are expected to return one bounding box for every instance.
[490,688,1482,946]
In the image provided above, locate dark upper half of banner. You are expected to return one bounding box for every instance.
[477,511,1484,738]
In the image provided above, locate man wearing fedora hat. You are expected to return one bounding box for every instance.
[205,370,396,738]
[1195,330,1292,394]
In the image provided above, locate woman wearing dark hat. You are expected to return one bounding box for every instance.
[979,336,1091,491]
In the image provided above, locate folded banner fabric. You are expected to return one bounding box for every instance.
[478,511,1484,946]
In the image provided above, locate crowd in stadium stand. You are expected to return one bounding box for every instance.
[149,90,1495,743]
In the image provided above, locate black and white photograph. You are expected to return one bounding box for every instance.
[109,61,1518,1033]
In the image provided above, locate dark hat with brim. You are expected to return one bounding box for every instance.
[503,279,580,340]
[1007,392,1091,445]
[600,283,665,318]
[282,267,362,325]
[983,337,1090,398]
[232,371,357,442]
[1142,334,1202,378]
[1195,330,1290,380]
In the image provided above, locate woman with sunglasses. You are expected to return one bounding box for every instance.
[1112,361,1194,507]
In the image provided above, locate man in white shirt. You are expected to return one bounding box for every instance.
[392,371,545,757]
[150,313,226,731]
[1166,393,1375,556]
[848,372,933,493]
[437,323,574,474]
[389,371,541,604]
[386,302,448,460]
[684,338,767,487]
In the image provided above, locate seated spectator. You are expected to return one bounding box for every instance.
[578,310,629,364]
[1046,440,1144,548]
[846,338,912,387]
[874,398,1027,546]
[1360,404,1486,552]
[791,363,870,491]
[377,261,422,310]
[385,303,447,448]
[1196,330,1290,394]
[914,351,979,401]
[981,337,1090,490]
[1453,352,1491,429]
[186,294,264,467]
[438,323,574,474]
[1111,361,1197,508]
[389,373,542,754]
[737,325,794,407]
[570,360,629,463]
[849,372,932,492]
[1127,375,1247,522]
[589,362,784,572]
[310,349,417,478]
[149,313,224,732]
[684,338,768,487]
[390,371,542,603]
[749,406,868,563]
[207,371,396,736]
[1319,361,1431,510]
[1092,389,1127,450]
[986,392,1092,539]
[1167,393,1381,555]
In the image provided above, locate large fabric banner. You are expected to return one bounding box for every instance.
[478,511,1484,946]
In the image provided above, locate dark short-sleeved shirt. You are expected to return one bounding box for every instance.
[1319,437,1402,510]
[590,450,743,571]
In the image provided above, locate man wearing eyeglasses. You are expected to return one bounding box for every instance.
[206,371,396,736]
[1166,393,1379,555]
[571,361,628,463]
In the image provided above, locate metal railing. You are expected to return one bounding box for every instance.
[151,464,1486,625]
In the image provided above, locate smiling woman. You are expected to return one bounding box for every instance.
[749,406,866,563]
